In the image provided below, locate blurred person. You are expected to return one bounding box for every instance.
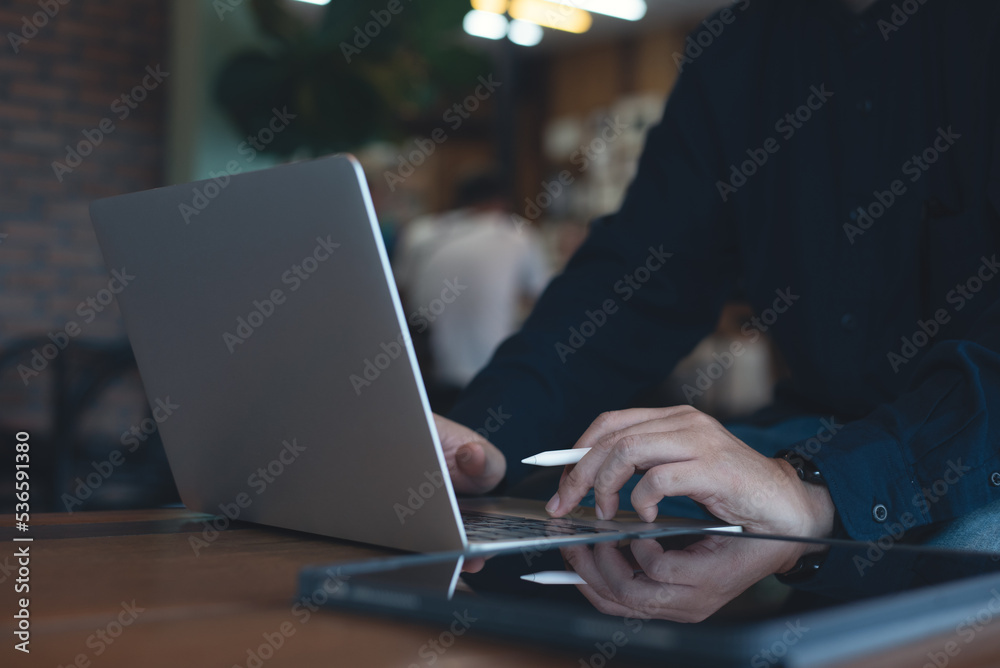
[394,174,550,411]
[426,0,1000,569]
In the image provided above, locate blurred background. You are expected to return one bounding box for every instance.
[0,0,781,514]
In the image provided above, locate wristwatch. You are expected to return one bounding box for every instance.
[774,449,825,485]
[775,550,828,584]
[773,449,829,583]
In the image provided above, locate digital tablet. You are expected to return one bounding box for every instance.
[299,531,1000,667]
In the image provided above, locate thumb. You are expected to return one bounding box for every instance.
[456,442,486,478]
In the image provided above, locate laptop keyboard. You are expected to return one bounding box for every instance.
[461,510,609,542]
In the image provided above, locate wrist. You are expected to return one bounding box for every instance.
[803,480,836,539]
[774,458,836,539]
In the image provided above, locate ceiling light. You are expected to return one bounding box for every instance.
[463,9,510,40]
[508,19,543,46]
[508,0,591,34]
[546,0,646,21]
[471,0,509,13]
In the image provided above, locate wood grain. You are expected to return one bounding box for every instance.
[1,510,997,667]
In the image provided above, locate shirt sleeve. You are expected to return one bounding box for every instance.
[448,65,740,485]
[802,294,1000,541]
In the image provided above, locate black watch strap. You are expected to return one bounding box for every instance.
[773,449,830,583]
[774,449,825,486]
[776,550,829,584]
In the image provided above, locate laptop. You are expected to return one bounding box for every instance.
[89,154,738,553]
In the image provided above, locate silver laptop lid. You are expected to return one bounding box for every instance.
[90,154,467,552]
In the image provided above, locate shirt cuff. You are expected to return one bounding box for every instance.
[795,420,929,542]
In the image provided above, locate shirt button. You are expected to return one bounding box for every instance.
[990,472,1000,487]
[872,504,888,522]
[840,313,858,330]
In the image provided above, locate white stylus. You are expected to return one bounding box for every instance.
[520,571,587,585]
[520,447,592,467]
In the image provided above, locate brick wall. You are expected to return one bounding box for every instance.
[0,0,169,434]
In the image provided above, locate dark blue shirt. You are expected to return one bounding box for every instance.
[449,0,1000,541]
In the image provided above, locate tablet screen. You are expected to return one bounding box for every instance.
[300,532,1000,666]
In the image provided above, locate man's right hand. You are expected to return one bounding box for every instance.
[434,413,506,494]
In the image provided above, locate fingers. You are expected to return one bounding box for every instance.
[576,584,644,617]
[592,433,697,520]
[563,543,645,616]
[476,440,507,490]
[630,536,731,584]
[462,557,487,573]
[549,418,696,518]
[455,442,485,477]
[628,538,669,575]
[591,540,641,585]
[561,544,617,601]
[547,448,601,517]
[590,541,691,618]
[561,543,600,579]
[572,407,697,452]
[630,461,705,522]
[564,542,724,623]
[629,536,789,621]
[455,441,507,494]
[433,413,478,447]
[452,441,507,495]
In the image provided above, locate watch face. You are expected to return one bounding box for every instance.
[777,449,824,484]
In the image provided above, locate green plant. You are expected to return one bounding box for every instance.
[215,0,489,157]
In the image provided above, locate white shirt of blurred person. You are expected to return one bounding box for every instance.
[394,176,550,390]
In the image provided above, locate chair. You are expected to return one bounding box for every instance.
[0,337,179,513]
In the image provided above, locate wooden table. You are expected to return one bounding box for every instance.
[1,510,998,667]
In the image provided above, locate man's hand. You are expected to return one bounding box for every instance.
[546,406,836,538]
[434,414,506,495]
[561,535,827,623]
